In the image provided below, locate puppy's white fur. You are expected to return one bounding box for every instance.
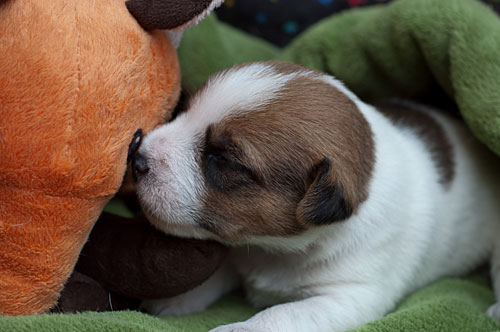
[137,63,500,332]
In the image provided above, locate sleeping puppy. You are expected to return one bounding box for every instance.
[133,62,500,332]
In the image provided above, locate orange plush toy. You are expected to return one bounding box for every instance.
[0,0,222,315]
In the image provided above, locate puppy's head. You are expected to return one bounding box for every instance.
[134,62,374,248]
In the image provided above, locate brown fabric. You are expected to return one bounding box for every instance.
[376,101,455,187]
[126,0,215,30]
[53,272,140,313]
[75,213,228,300]
[54,272,110,313]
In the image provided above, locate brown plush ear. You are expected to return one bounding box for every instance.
[296,158,353,225]
[75,213,228,300]
[126,0,224,31]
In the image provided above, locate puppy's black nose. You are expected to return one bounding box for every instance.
[128,129,149,180]
[133,152,150,178]
[128,129,144,163]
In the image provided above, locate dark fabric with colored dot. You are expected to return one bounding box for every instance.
[216,0,500,47]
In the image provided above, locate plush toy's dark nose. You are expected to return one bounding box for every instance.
[133,153,150,178]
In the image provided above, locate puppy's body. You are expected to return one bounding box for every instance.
[136,62,500,332]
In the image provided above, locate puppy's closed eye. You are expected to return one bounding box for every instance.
[205,151,257,192]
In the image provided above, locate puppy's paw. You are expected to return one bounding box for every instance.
[487,302,500,320]
[141,295,209,316]
[209,322,265,332]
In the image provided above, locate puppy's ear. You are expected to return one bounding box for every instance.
[296,158,353,225]
[126,0,224,31]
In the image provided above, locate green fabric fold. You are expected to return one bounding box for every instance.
[180,0,500,155]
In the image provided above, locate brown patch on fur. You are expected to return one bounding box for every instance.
[196,62,375,240]
[376,101,455,187]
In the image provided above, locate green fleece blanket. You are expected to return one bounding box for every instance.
[0,277,498,332]
[3,0,500,331]
[179,0,500,156]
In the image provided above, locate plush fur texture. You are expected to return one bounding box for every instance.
[135,62,500,332]
[0,0,181,315]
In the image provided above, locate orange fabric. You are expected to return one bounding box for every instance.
[0,0,180,315]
